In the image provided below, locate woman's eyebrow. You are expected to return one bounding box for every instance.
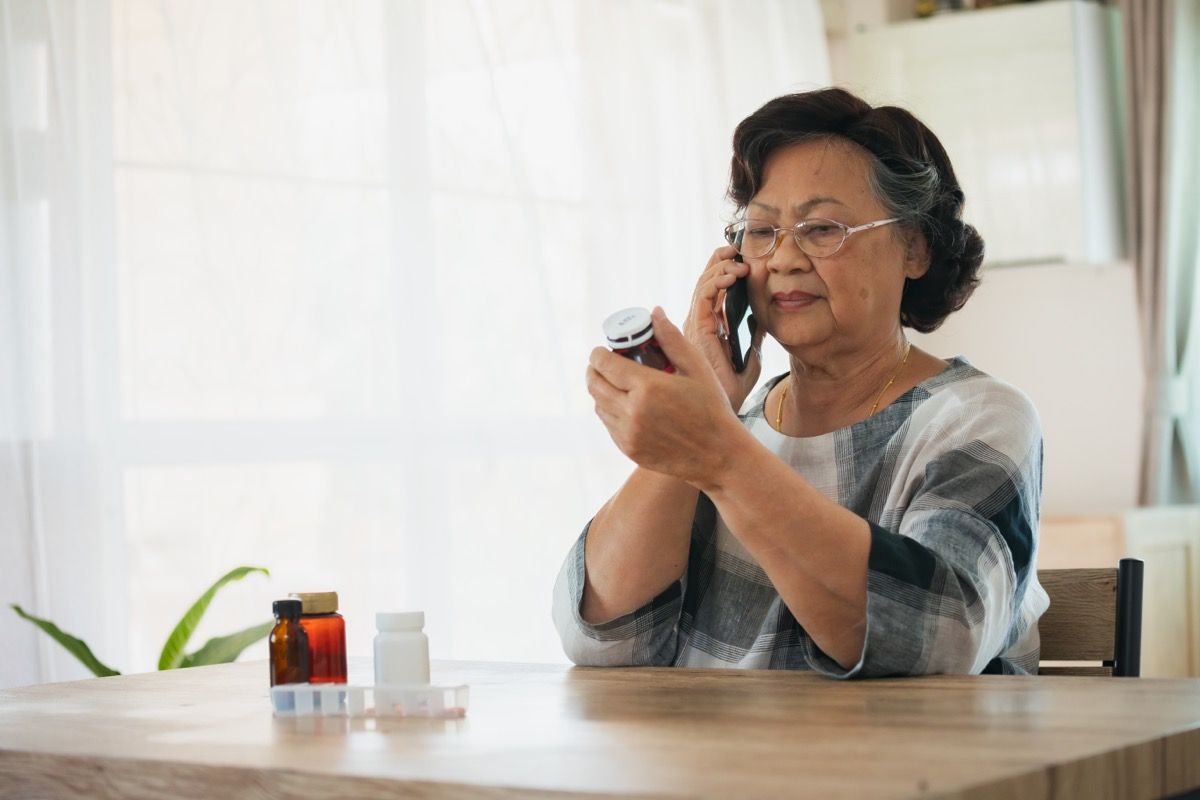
[748,197,849,216]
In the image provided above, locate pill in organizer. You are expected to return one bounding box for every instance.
[271,683,469,718]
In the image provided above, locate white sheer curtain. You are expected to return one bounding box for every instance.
[1128,0,1200,504]
[1161,0,1200,502]
[1,0,122,687]
[1,0,828,686]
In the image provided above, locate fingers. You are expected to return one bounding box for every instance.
[707,244,740,269]
[588,354,652,454]
[693,247,748,304]
[650,307,702,374]
[585,363,626,406]
[689,257,750,337]
[700,250,749,294]
[703,264,750,308]
[587,360,636,446]
[588,346,643,391]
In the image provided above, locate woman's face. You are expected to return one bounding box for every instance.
[743,139,928,361]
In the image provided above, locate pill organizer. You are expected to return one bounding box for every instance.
[270,683,469,718]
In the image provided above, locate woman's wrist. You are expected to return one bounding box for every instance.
[690,414,762,495]
[727,385,752,413]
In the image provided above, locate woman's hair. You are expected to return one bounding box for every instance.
[729,87,983,333]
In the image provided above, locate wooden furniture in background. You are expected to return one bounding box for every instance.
[1041,510,1200,677]
[1038,560,1143,676]
[2,659,1200,799]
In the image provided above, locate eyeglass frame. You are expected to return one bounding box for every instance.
[724,216,901,259]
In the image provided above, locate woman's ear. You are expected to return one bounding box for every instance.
[903,231,931,280]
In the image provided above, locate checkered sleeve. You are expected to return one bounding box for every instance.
[804,387,1046,678]
[551,520,687,667]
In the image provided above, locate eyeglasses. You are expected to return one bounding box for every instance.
[724,217,899,259]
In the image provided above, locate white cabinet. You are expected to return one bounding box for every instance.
[834,0,1123,268]
[1040,510,1200,678]
[1123,508,1200,679]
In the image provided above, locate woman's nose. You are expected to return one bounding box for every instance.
[766,231,814,273]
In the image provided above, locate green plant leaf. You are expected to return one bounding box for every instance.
[10,604,121,677]
[158,566,269,671]
[178,620,274,668]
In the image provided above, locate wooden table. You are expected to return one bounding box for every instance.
[2,659,1199,799]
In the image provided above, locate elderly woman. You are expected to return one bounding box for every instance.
[551,87,1049,678]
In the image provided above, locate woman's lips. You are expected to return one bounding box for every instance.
[772,291,819,310]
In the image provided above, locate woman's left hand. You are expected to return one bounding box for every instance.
[586,308,748,486]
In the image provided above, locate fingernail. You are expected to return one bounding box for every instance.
[651,306,664,320]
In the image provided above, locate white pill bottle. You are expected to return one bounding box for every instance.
[374,611,430,685]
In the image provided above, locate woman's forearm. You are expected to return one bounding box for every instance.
[698,427,872,669]
[580,467,699,624]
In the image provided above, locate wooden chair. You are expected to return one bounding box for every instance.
[1037,559,1144,676]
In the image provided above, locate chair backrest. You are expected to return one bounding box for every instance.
[1037,559,1143,677]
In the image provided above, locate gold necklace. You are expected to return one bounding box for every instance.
[775,341,912,432]
[869,341,912,416]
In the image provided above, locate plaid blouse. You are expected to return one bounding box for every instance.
[552,357,1049,678]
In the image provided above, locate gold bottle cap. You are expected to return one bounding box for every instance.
[289,591,339,614]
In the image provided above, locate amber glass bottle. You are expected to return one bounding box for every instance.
[268,599,310,686]
[289,591,348,684]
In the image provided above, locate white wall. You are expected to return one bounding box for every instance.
[910,262,1144,515]
[822,0,1144,514]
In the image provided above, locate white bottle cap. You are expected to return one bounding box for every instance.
[376,611,425,632]
[602,307,654,348]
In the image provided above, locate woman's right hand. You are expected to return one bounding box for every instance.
[684,245,765,411]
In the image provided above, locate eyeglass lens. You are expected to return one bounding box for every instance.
[729,220,846,258]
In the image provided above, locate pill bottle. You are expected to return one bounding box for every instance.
[602,307,675,373]
[268,599,310,686]
[374,612,430,686]
[289,591,348,684]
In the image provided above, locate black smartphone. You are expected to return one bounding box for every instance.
[723,255,756,373]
